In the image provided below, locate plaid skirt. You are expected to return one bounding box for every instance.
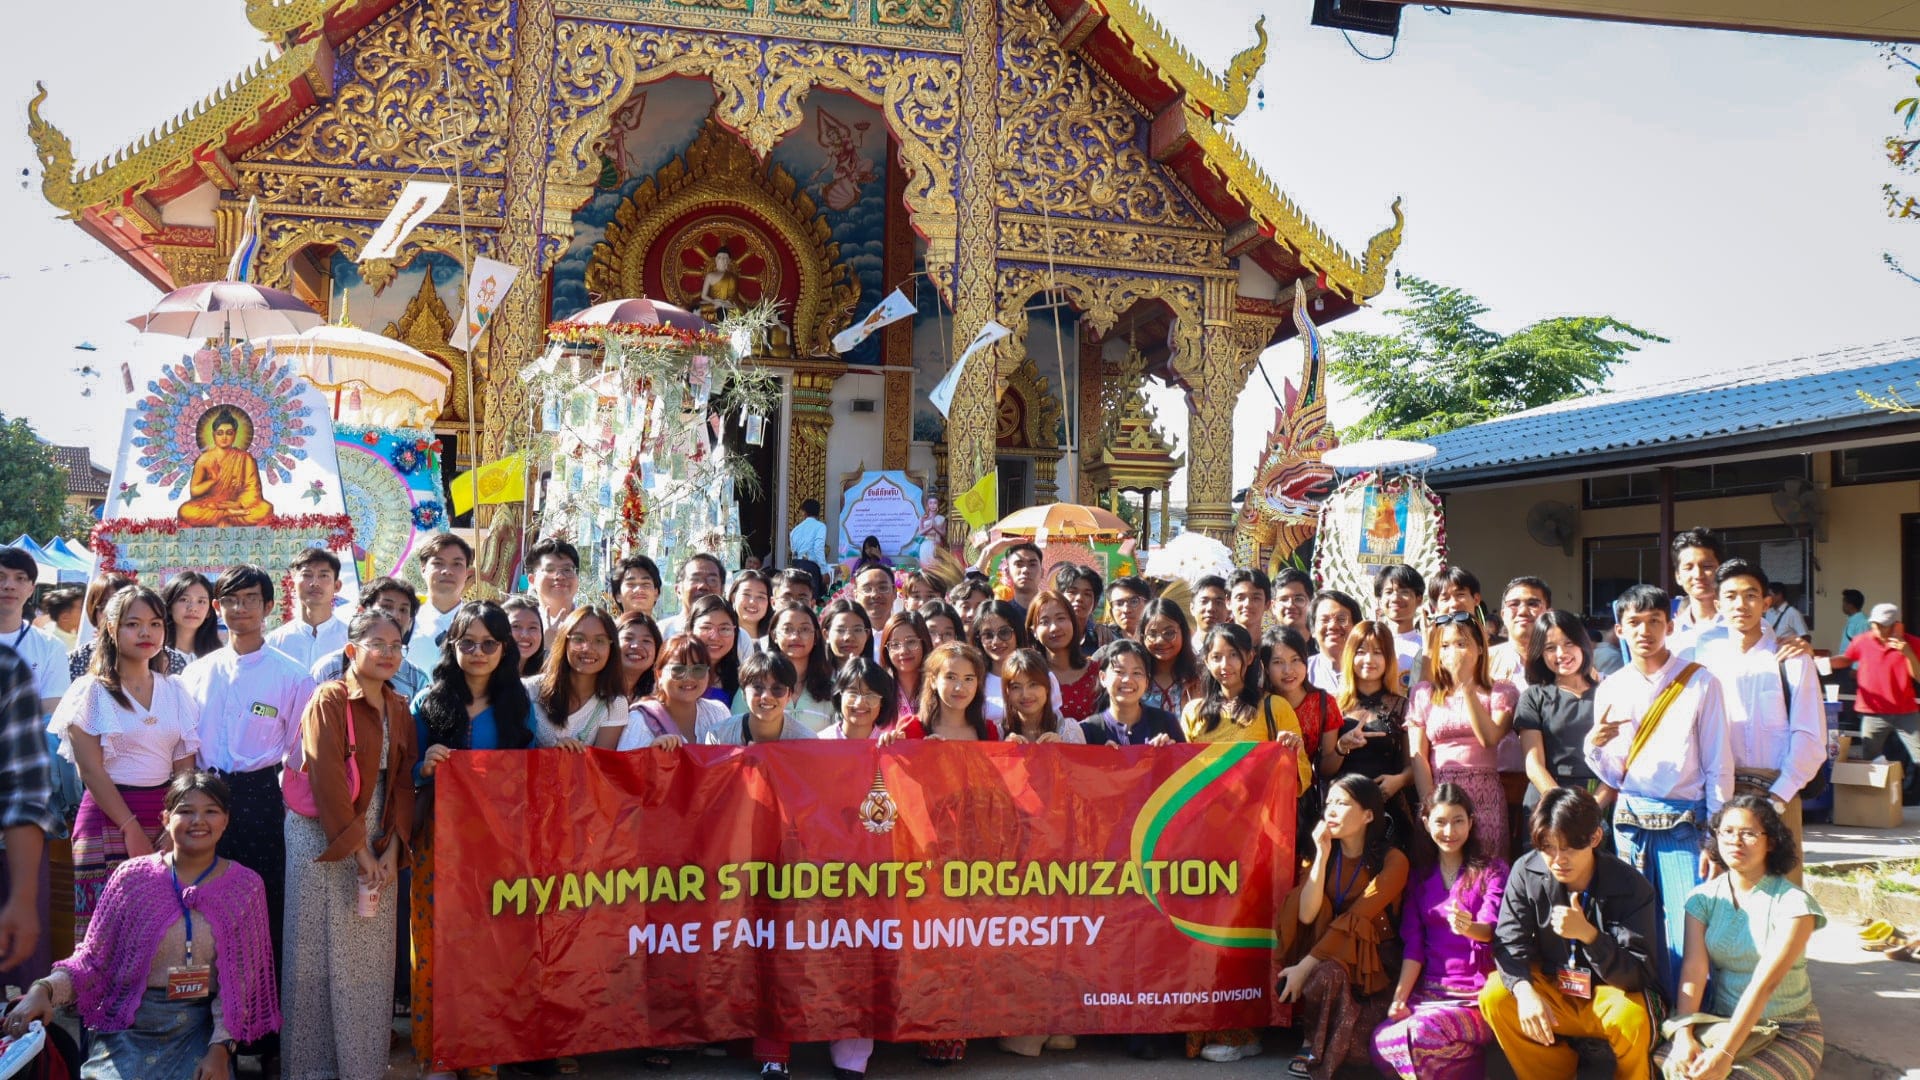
[71,785,167,943]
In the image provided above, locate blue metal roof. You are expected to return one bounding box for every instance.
[1421,337,1920,487]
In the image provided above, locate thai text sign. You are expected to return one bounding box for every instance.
[431,742,1296,1066]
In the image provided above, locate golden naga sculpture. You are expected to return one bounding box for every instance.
[245,0,334,42]
[28,44,322,216]
[1097,1,1269,119]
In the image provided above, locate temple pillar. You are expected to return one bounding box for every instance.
[789,371,837,535]
[945,0,1002,538]
[1077,334,1105,504]
[883,140,915,472]
[1186,281,1279,541]
[475,0,558,591]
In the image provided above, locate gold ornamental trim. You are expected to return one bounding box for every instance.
[28,40,325,215]
[1179,103,1405,303]
[1087,3,1267,120]
[246,0,336,39]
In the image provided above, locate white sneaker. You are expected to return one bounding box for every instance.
[996,1037,1046,1057]
[1199,1041,1263,1062]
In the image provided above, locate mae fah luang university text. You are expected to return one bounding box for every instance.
[28,0,1920,625]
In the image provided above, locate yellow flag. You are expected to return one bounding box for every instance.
[449,452,527,516]
[955,468,998,529]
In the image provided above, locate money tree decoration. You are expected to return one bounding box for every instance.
[525,303,781,614]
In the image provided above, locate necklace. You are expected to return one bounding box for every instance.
[1439,860,1462,891]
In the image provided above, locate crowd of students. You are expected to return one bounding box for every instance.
[2,521,1917,1080]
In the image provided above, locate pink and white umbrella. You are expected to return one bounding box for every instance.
[559,297,713,333]
[138,281,324,341]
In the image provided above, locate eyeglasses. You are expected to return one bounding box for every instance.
[977,627,1015,643]
[1716,828,1763,843]
[886,638,923,653]
[218,593,266,610]
[841,691,881,706]
[354,641,404,656]
[1432,611,1475,627]
[1142,628,1181,644]
[455,638,503,655]
[663,664,710,680]
[539,567,580,580]
[745,683,791,698]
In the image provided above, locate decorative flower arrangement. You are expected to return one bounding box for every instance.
[412,501,444,530]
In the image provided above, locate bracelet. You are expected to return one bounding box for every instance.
[115,815,138,830]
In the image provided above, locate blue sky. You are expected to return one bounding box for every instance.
[2,2,1915,496]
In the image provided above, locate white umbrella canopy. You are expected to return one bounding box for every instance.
[1144,531,1236,588]
[138,281,324,340]
[256,324,451,427]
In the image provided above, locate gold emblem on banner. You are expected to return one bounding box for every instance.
[858,769,898,835]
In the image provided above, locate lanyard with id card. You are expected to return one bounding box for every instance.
[1555,889,1598,999]
[166,856,219,1000]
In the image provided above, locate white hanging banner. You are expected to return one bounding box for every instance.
[361,181,453,262]
[831,288,917,354]
[928,319,1011,419]
[450,257,521,350]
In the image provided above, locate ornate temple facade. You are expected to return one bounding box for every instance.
[29,0,1400,580]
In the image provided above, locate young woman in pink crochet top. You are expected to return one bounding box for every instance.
[7,771,279,1076]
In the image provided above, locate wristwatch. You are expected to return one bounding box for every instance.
[217,1039,238,1056]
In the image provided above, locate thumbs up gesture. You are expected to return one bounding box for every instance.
[1549,891,1599,945]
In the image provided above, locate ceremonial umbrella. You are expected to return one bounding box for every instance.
[138,281,323,341]
[995,502,1130,541]
[560,297,713,333]
[1145,531,1236,588]
[255,324,451,428]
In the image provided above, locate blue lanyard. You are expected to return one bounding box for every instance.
[169,856,218,966]
[1329,849,1363,910]
[6,625,27,650]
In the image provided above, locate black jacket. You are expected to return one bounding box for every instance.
[1493,849,1664,998]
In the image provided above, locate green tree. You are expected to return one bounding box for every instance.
[1327,275,1664,441]
[0,413,69,543]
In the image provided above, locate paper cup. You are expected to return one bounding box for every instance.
[1815,656,1832,676]
[356,880,381,918]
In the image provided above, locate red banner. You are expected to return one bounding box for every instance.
[432,741,1296,1067]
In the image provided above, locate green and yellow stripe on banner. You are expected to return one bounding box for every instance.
[1129,742,1276,950]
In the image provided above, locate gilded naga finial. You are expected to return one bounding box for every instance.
[1222,17,1269,115]
[26,83,80,215]
[245,0,331,43]
[1360,196,1406,297]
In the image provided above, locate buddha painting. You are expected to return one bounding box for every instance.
[179,406,274,526]
[1362,488,1405,557]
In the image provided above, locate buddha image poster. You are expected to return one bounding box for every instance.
[98,343,361,616]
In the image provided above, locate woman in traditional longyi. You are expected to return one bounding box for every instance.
[179,407,274,526]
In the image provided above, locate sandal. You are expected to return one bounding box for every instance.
[1288,1053,1318,1077]
[642,1050,672,1071]
[555,1058,580,1075]
[1885,942,1920,963]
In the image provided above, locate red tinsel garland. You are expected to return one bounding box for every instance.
[545,321,730,351]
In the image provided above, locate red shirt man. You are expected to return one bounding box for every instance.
[1838,603,1920,764]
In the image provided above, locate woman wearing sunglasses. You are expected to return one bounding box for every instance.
[409,601,535,1079]
[620,636,730,750]
[1408,612,1517,861]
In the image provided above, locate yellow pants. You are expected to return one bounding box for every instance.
[1479,973,1653,1080]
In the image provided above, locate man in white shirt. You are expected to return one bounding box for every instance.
[1763,581,1810,642]
[1687,560,1825,883]
[406,534,474,674]
[525,537,581,643]
[1667,527,1723,654]
[0,548,72,717]
[1488,576,1550,690]
[657,553,726,641]
[1373,563,1427,689]
[1305,589,1360,694]
[0,549,76,831]
[179,564,316,987]
[787,498,827,568]
[262,547,349,667]
[1585,583,1734,998]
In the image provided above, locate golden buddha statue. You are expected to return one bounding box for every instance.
[178,407,274,526]
[699,250,741,314]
